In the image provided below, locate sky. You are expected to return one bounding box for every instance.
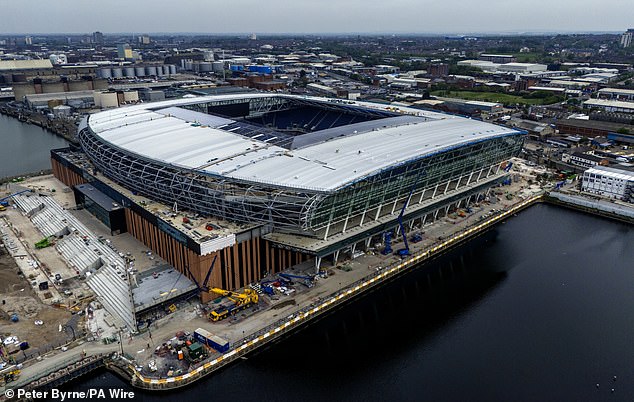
[0,0,632,34]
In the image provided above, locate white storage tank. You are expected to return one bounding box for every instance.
[135,66,146,77]
[123,67,136,77]
[52,105,72,117]
[199,62,213,72]
[168,65,177,75]
[97,68,112,79]
[145,66,157,76]
[184,60,193,70]
[111,68,123,78]
[212,61,224,73]
[162,65,170,75]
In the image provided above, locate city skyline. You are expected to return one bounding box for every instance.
[1,0,633,35]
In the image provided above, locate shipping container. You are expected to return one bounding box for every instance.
[193,328,230,353]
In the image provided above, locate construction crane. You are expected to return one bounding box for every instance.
[0,365,20,386]
[184,255,217,294]
[278,272,314,288]
[381,232,393,255]
[200,255,218,292]
[384,169,426,258]
[208,287,259,322]
[0,189,32,207]
[395,198,411,258]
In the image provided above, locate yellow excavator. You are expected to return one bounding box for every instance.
[208,287,259,322]
[0,365,20,386]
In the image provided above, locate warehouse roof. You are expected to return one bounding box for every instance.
[585,165,634,181]
[0,59,53,71]
[598,88,634,95]
[584,99,634,110]
[87,94,521,192]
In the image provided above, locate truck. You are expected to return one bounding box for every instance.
[193,328,230,353]
[208,287,259,322]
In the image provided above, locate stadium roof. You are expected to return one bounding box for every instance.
[87,94,521,192]
[584,99,634,110]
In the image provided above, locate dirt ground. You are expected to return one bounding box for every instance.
[0,251,73,355]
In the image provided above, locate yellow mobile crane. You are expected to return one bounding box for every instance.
[0,365,21,386]
[208,287,259,322]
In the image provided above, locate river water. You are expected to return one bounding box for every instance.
[0,113,68,179]
[62,204,634,401]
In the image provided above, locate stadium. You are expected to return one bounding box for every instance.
[52,93,525,305]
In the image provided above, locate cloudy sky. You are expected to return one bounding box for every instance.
[1,0,632,34]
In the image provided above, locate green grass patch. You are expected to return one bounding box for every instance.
[513,52,542,63]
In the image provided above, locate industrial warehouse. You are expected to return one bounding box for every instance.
[48,93,525,329]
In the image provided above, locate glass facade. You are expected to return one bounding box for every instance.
[79,126,524,235]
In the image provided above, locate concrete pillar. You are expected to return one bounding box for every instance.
[333,250,340,265]
[418,188,426,204]
[443,180,451,195]
[323,222,331,241]
[390,198,399,215]
[315,257,322,273]
[432,183,439,199]
[476,168,484,182]
[374,203,383,221]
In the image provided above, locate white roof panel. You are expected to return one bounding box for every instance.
[88,94,521,192]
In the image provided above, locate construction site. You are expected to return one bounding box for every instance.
[0,94,542,390]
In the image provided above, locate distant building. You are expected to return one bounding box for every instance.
[584,99,634,114]
[457,60,498,72]
[24,36,32,45]
[497,63,547,74]
[138,35,150,45]
[620,29,634,48]
[92,31,104,45]
[556,119,632,138]
[479,54,516,63]
[117,44,133,60]
[435,97,502,115]
[597,88,634,102]
[374,65,400,74]
[582,166,634,202]
[428,63,449,77]
[563,152,609,169]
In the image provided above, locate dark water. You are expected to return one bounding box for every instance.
[0,113,68,179]
[65,204,634,401]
